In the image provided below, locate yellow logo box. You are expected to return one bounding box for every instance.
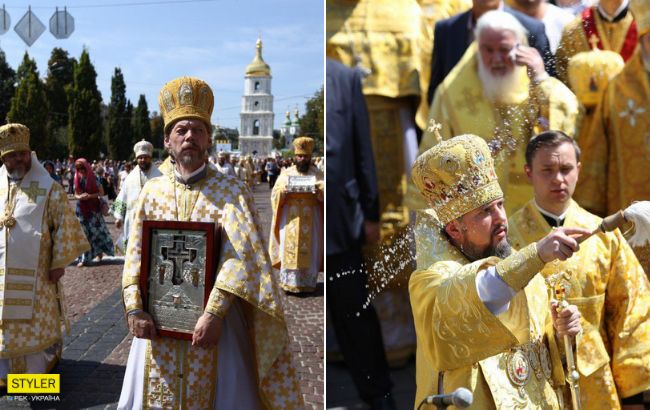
[7,374,60,393]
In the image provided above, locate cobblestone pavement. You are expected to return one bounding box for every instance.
[0,183,323,409]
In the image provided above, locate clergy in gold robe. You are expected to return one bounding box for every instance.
[509,130,650,408]
[327,0,421,242]
[0,123,89,384]
[416,0,472,129]
[327,0,420,364]
[556,0,637,155]
[410,134,588,409]
[408,10,580,215]
[118,77,303,409]
[575,0,650,221]
[555,0,638,86]
[269,137,324,293]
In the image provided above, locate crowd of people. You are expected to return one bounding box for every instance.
[0,75,318,408]
[327,0,650,409]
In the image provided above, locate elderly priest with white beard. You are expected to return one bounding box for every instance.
[408,10,580,215]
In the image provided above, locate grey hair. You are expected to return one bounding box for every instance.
[475,10,529,45]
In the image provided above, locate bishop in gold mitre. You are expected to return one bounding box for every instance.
[0,123,88,385]
[409,134,587,409]
[118,76,303,409]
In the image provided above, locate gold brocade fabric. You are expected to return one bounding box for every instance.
[406,44,580,215]
[574,50,650,218]
[366,96,411,241]
[122,168,303,409]
[415,0,472,129]
[409,231,565,409]
[508,199,650,402]
[142,339,218,409]
[269,165,324,271]
[0,183,89,360]
[556,8,636,85]
[326,0,422,99]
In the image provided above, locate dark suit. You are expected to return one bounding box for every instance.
[427,7,555,104]
[326,59,393,405]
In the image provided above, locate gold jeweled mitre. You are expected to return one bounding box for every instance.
[411,134,503,226]
[0,123,30,157]
[568,37,624,108]
[158,77,214,133]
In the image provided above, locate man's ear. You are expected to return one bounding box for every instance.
[445,219,464,244]
[524,164,533,183]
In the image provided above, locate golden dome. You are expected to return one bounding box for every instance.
[245,37,271,77]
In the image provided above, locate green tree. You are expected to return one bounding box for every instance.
[15,52,37,83]
[45,48,76,158]
[298,86,324,154]
[7,53,49,156]
[150,111,164,149]
[68,49,103,158]
[133,94,151,145]
[0,49,16,126]
[106,68,133,159]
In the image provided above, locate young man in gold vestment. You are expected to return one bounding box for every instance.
[408,10,580,215]
[409,134,586,409]
[269,136,324,293]
[0,123,89,384]
[118,77,303,409]
[509,131,650,409]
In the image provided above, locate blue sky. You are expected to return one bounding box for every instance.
[0,0,324,130]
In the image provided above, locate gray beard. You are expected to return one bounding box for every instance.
[8,169,26,180]
[177,152,202,167]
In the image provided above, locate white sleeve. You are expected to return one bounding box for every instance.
[476,266,517,315]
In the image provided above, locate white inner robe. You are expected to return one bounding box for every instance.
[117,300,260,410]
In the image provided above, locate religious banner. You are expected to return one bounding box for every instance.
[139,221,220,340]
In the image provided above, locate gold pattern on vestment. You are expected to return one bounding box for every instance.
[0,182,89,364]
[574,51,650,218]
[409,216,569,408]
[556,8,636,84]
[509,199,650,404]
[124,168,304,409]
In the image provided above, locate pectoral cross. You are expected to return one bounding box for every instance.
[21,181,46,204]
[588,34,600,51]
